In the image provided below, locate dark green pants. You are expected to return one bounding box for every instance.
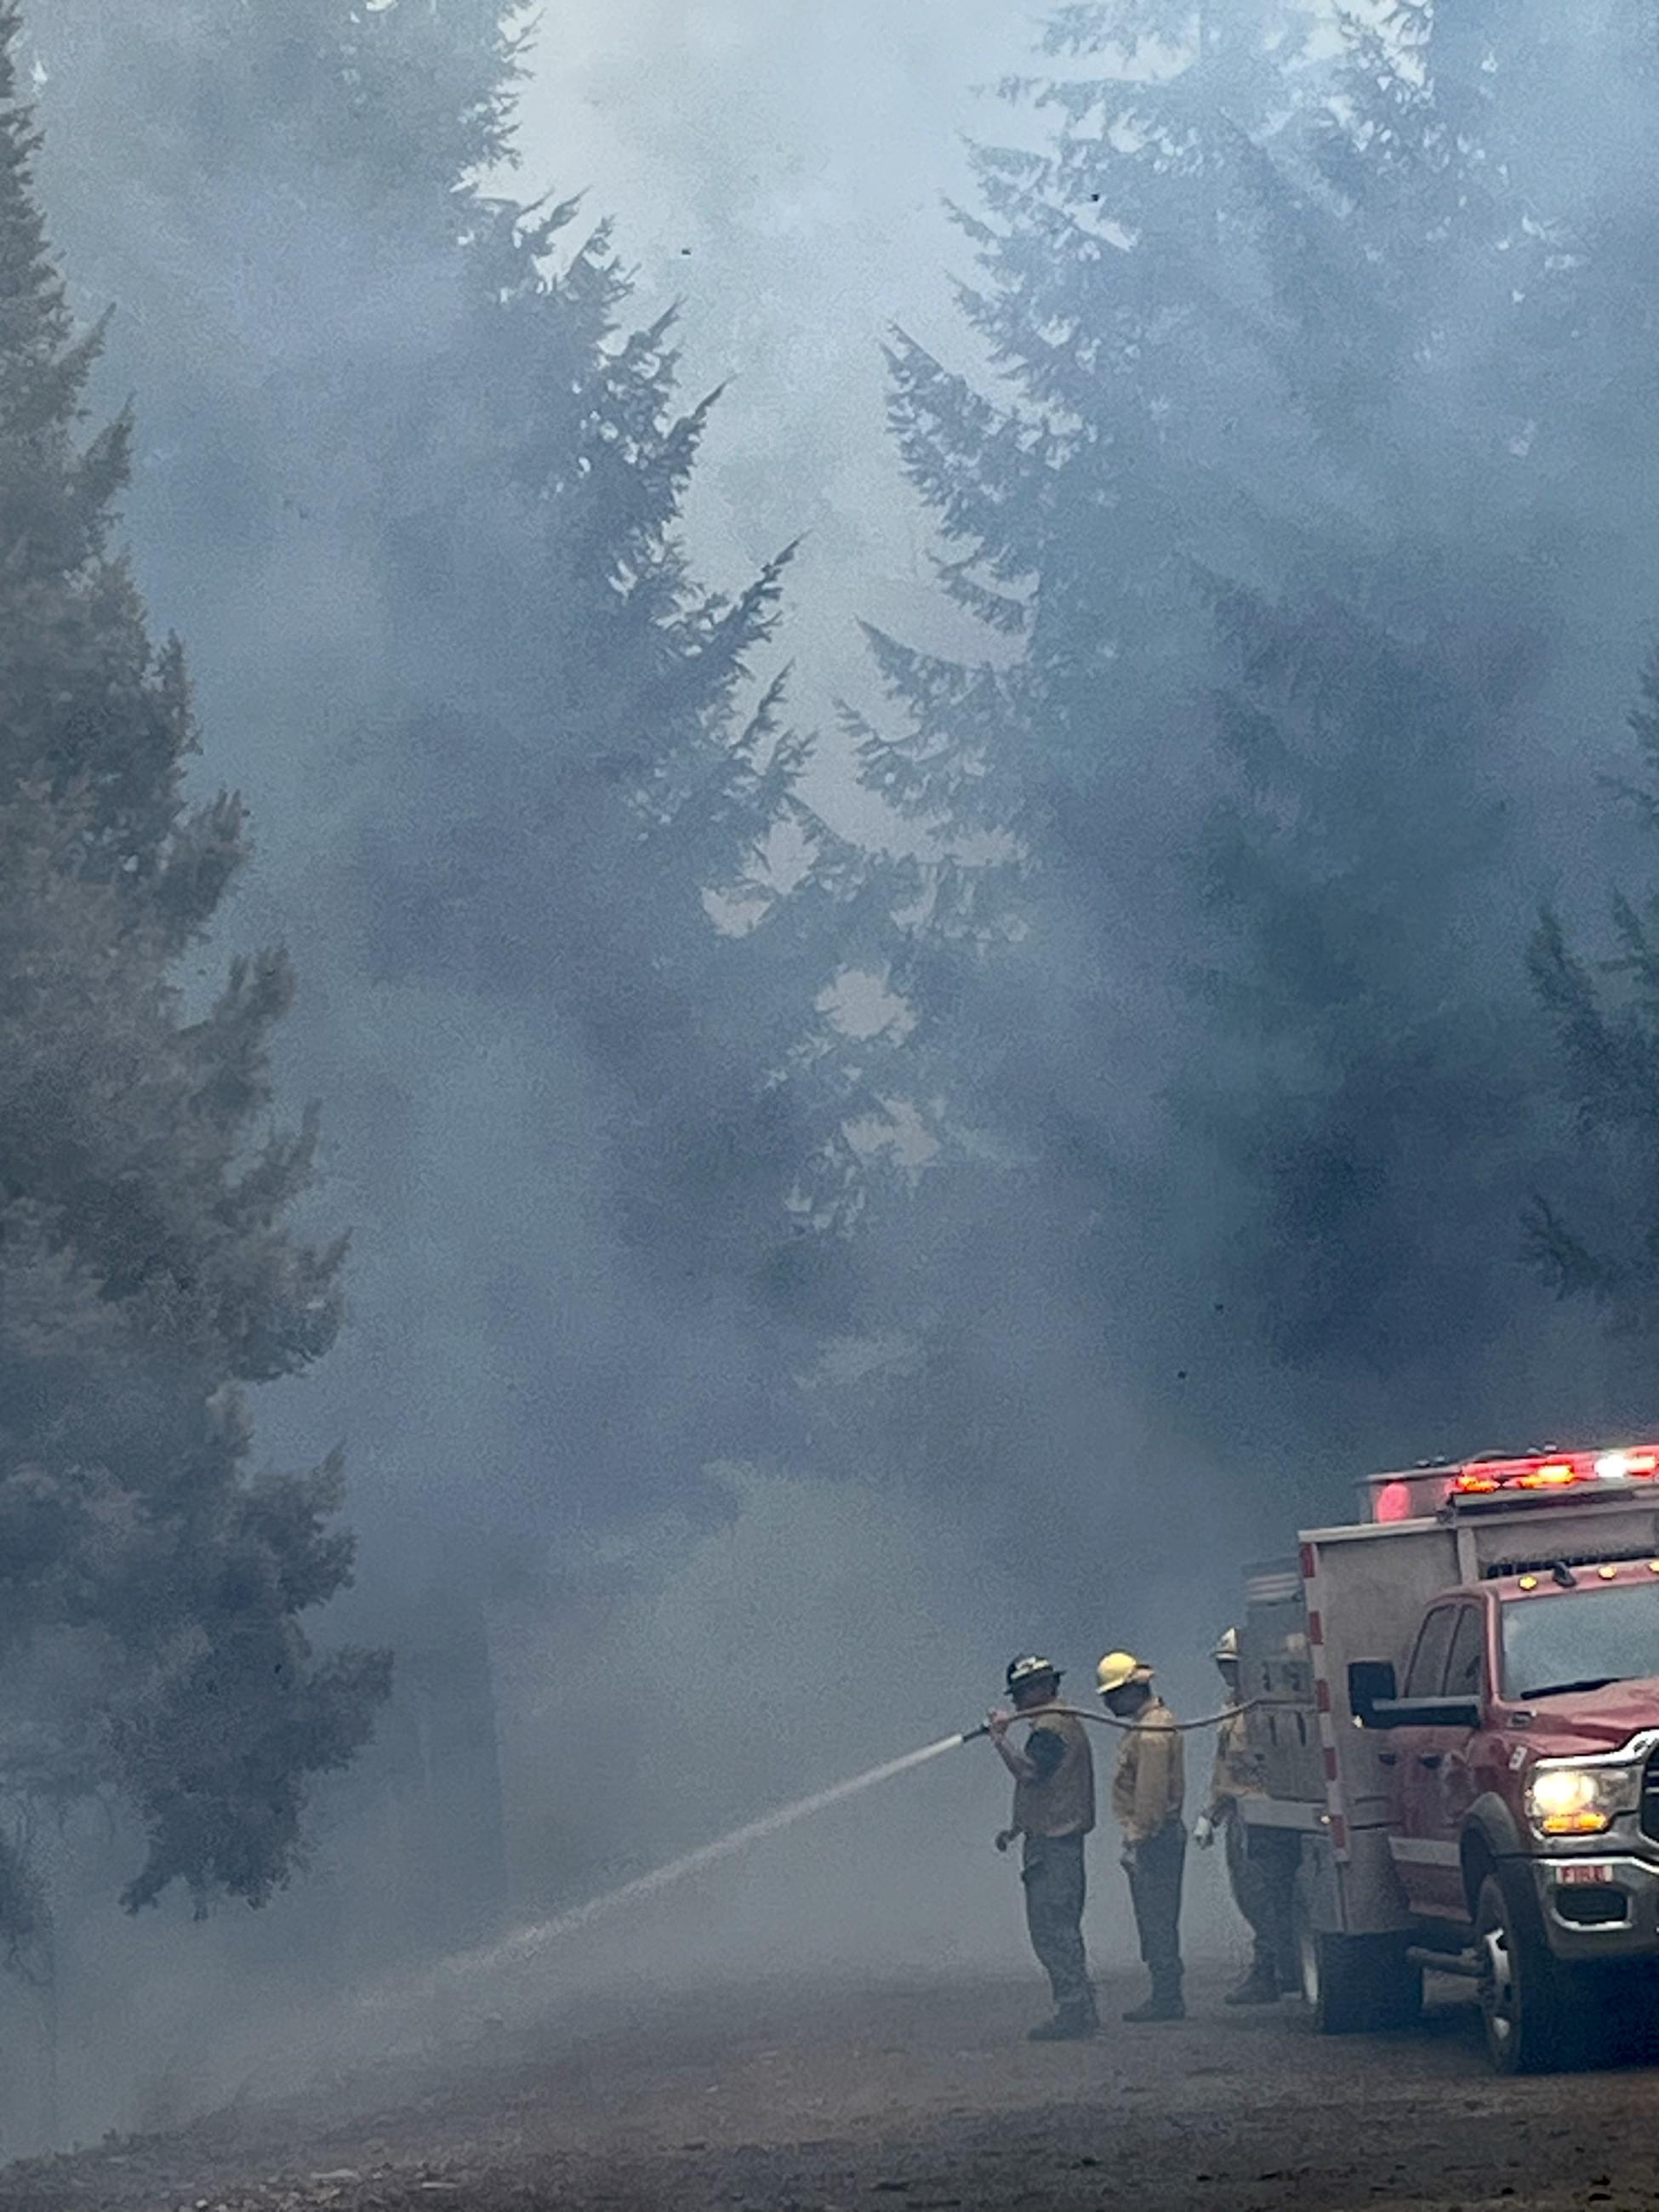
[1128,1819,1186,1993]
[1227,1817,1298,1983]
[1021,1833,1094,2016]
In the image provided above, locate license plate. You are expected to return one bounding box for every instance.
[1558,1861,1615,1885]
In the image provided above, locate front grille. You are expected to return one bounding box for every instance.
[1641,1748,1659,1844]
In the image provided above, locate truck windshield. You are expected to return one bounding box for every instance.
[1502,1582,1659,1700]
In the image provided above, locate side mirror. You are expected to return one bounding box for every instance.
[1348,1657,1397,1727]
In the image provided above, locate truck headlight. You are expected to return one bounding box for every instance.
[1526,1763,1641,1837]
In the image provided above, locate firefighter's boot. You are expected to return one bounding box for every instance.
[1122,1981,1184,2024]
[1028,2000,1097,2042]
[1223,1961,1280,2007]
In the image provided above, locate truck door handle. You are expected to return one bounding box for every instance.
[1377,1751,1398,1766]
[1417,1753,1443,1770]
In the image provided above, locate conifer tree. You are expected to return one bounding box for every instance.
[37,0,859,1523]
[0,7,385,1950]
[1177,1,1573,1371]
[1507,4,1659,1346]
[1528,644,1659,1337]
[837,2,1337,1468]
[850,0,1630,1468]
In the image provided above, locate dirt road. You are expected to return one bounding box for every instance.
[4,1968,1658,2212]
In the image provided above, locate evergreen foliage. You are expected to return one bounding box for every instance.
[1529,644,1659,1333]
[36,0,861,1542]
[1180,3,1570,1365]
[852,0,1632,1461]
[0,6,385,1941]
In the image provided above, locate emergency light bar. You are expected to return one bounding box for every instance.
[1451,1448,1659,1496]
[1361,1445,1659,1525]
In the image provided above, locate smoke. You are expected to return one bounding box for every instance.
[14,0,1659,2160]
[8,1459,1246,2149]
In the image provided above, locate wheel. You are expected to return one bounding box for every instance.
[1293,1896,1421,2035]
[1474,1871,1584,2075]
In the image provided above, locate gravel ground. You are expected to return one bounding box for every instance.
[4,1969,1659,2212]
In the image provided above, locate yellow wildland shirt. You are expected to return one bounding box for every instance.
[1206,1704,1267,1823]
[1111,1696,1184,1844]
[1012,1711,1097,1839]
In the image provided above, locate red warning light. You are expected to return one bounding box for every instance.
[1367,1443,1659,1525]
[1451,1445,1659,1499]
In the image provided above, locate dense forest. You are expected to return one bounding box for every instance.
[5,0,1659,2144]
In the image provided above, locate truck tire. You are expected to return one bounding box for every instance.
[1293,1897,1421,2034]
[1474,1871,1585,2076]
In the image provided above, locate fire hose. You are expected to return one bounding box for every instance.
[963,1696,1295,1857]
[958,1695,1281,1742]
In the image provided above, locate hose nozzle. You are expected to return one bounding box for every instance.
[959,1722,991,1742]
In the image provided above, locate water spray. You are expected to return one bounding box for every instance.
[418,1731,977,1989]
[362,1694,1258,2031]
[493,1704,1252,1959]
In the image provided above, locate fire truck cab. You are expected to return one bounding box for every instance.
[1241,1444,1659,2072]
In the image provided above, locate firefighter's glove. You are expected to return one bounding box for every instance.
[1192,1816,1216,1850]
[995,1827,1018,1856]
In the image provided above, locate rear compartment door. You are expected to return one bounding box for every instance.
[1290,1519,1458,1937]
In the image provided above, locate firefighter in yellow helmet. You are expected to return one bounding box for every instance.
[1194,1628,1297,2004]
[1097,1650,1186,2022]
[986,1654,1097,2040]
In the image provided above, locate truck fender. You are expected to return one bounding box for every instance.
[1460,1793,1526,1913]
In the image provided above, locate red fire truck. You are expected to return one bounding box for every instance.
[1240,1443,1659,2072]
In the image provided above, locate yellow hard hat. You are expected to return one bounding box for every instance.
[1097,1650,1151,1696]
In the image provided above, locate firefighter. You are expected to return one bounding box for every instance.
[987,1653,1098,2040]
[1193,1627,1298,2004]
[1097,1650,1186,2022]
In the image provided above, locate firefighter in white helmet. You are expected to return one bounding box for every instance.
[986,1654,1098,2040]
[1097,1650,1186,2022]
[1193,1628,1297,2004]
